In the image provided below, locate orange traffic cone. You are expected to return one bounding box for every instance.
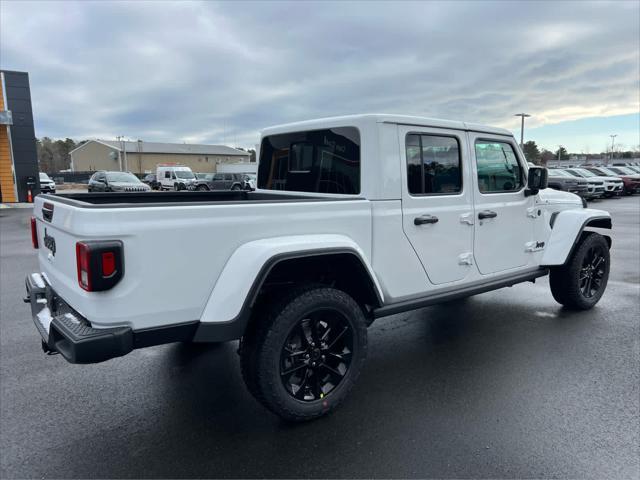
[27,188,33,203]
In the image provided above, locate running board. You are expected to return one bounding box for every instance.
[373,268,549,318]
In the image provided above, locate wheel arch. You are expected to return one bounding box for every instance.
[194,235,383,342]
[541,209,612,266]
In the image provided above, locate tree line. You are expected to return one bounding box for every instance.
[522,141,639,165]
[36,137,82,172]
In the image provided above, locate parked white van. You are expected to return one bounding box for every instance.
[156,164,196,191]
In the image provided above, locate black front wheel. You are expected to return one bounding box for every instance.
[240,287,368,421]
[549,232,610,310]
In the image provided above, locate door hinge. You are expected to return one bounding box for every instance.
[526,207,538,219]
[458,252,474,265]
[525,241,546,252]
[459,212,474,225]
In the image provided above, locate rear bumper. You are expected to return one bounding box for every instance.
[25,273,204,364]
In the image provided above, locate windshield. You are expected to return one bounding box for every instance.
[244,174,256,181]
[595,167,620,176]
[571,168,596,178]
[106,172,141,183]
[604,167,627,175]
[549,169,572,177]
[175,170,195,179]
[614,166,636,175]
[39,172,51,181]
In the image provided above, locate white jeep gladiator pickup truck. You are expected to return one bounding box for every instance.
[26,114,612,421]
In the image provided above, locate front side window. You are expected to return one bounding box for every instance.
[258,127,360,194]
[475,140,523,193]
[406,134,462,195]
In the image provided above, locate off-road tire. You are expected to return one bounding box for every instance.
[240,286,368,422]
[549,232,610,310]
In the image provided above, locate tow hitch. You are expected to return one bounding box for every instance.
[41,340,58,355]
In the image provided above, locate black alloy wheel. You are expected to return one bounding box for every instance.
[579,244,607,298]
[280,310,354,402]
[549,232,610,310]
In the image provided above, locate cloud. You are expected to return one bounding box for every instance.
[1,0,638,149]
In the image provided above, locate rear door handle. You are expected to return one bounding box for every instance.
[478,210,497,219]
[414,214,439,225]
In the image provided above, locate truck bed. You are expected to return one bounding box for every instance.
[42,191,355,207]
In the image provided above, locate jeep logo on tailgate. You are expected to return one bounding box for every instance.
[43,228,56,256]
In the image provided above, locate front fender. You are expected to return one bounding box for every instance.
[541,208,611,266]
[199,234,383,324]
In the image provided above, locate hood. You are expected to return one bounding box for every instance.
[536,188,583,206]
[596,176,623,182]
[109,182,150,191]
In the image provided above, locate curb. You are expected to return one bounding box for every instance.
[0,203,34,209]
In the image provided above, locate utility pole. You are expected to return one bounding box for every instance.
[116,136,123,171]
[514,113,531,148]
[557,145,563,167]
[609,134,617,164]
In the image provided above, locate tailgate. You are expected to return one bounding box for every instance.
[32,195,126,321]
[33,196,84,292]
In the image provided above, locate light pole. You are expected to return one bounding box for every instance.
[609,134,617,164]
[514,113,531,148]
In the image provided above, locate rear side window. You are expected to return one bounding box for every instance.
[406,134,462,195]
[258,127,360,194]
[475,140,523,193]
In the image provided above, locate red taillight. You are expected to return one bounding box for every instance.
[76,242,92,291]
[75,240,124,292]
[102,252,116,277]
[31,217,39,249]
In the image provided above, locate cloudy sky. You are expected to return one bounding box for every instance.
[1,0,638,152]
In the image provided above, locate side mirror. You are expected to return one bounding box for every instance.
[525,166,548,196]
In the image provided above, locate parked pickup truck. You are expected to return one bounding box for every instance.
[26,114,612,421]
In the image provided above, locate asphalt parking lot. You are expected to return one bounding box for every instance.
[1,196,639,479]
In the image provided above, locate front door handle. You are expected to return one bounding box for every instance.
[478,210,498,219]
[414,214,439,225]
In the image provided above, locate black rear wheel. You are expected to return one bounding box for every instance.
[550,232,610,310]
[240,287,367,421]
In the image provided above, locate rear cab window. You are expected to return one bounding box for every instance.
[258,127,360,194]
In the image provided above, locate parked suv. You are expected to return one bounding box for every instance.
[551,168,604,199]
[142,173,160,190]
[38,172,56,194]
[547,169,589,198]
[88,171,151,192]
[585,166,640,195]
[188,172,246,191]
[564,167,623,197]
[26,114,612,421]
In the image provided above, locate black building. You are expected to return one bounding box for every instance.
[0,70,39,203]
